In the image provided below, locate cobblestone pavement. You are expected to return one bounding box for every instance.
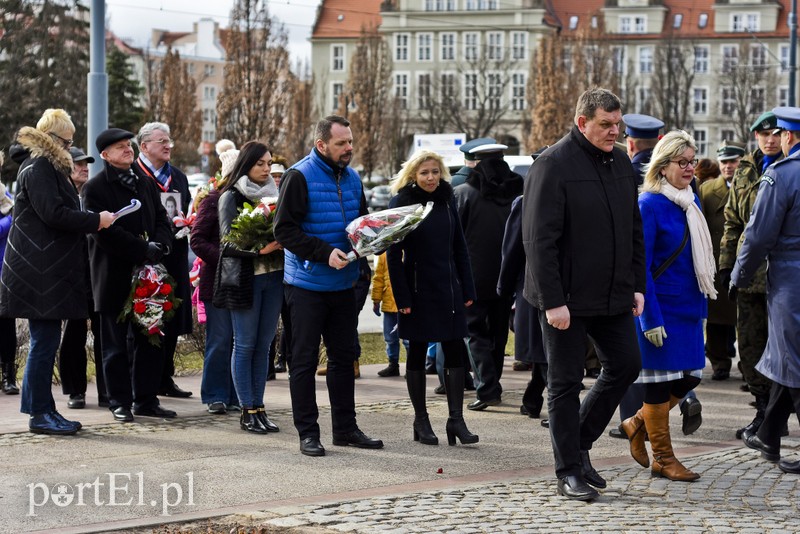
[256,445,800,534]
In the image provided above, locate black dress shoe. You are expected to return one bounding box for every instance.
[467,398,501,411]
[332,429,384,449]
[778,459,800,474]
[68,393,86,409]
[679,396,702,435]
[300,437,326,456]
[711,369,730,381]
[520,404,541,418]
[557,475,599,501]
[580,450,607,488]
[111,406,134,423]
[541,418,550,428]
[29,412,79,435]
[158,382,193,398]
[377,363,400,377]
[133,405,177,418]
[608,426,627,439]
[743,431,780,462]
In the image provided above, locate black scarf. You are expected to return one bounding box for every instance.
[399,179,454,205]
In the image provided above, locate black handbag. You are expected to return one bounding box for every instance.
[216,255,240,288]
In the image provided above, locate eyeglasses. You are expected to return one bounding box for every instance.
[51,133,73,147]
[670,158,698,169]
[146,138,174,148]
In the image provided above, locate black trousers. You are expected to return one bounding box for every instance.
[99,314,164,411]
[705,323,736,372]
[285,285,358,440]
[58,310,106,397]
[466,297,512,402]
[757,381,800,448]
[0,317,16,366]
[540,311,641,478]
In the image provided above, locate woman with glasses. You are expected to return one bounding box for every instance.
[0,109,115,435]
[620,130,716,481]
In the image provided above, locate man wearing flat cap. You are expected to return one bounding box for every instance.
[623,113,664,186]
[451,137,495,187]
[83,128,176,423]
[733,106,800,475]
[698,142,746,382]
[721,111,783,438]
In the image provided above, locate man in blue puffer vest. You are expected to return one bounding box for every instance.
[275,115,384,457]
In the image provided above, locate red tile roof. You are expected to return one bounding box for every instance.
[312,0,383,39]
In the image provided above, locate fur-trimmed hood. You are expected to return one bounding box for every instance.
[15,126,73,176]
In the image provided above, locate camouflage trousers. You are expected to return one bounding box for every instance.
[737,292,771,397]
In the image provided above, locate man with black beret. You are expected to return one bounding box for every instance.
[83,128,176,423]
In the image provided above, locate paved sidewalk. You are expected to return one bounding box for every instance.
[0,361,798,533]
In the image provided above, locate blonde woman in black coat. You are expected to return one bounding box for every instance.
[387,150,478,446]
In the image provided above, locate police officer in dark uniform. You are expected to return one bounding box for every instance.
[451,137,496,187]
[622,113,664,186]
[733,106,800,475]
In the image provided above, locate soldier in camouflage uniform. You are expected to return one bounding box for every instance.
[719,111,783,438]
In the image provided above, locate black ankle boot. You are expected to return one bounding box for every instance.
[254,406,279,432]
[240,408,268,434]
[736,394,767,439]
[406,369,438,445]
[2,362,19,395]
[444,367,478,446]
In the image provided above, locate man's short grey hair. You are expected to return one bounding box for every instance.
[574,88,621,123]
[137,122,171,144]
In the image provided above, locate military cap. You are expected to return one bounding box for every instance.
[95,128,135,153]
[772,106,800,132]
[750,111,778,132]
[469,142,508,158]
[622,114,664,139]
[717,143,746,161]
[460,137,496,161]
[68,146,94,164]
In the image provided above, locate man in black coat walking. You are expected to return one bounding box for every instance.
[83,128,176,423]
[523,88,645,501]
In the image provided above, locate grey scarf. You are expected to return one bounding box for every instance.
[233,175,278,202]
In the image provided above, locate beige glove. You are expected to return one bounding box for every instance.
[644,326,667,347]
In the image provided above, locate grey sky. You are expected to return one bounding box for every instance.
[104,0,322,62]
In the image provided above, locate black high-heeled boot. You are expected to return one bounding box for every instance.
[254,405,280,432]
[444,367,478,446]
[2,362,19,395]
[240,408,268,434]
[406,369,438,445]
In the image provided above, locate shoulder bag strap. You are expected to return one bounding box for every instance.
[652,223,690,281]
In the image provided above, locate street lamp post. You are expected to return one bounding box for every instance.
[790,0,797,106]
[88,0,108,176]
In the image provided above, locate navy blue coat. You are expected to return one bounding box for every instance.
[387,181,476,343]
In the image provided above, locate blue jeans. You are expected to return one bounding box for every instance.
[230,271,283,408]
[382,312,408,364]
[21,319,62,415]
[201,301,237,405]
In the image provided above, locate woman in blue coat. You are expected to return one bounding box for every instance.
[621,131,717,481]
[387,150,478,447]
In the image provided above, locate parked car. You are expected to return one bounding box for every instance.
[368,185,392,211]
[503,155,533,178]
[186,172,210,190]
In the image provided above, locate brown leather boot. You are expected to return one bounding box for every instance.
[642,402,700,482]
[621,409,649,467]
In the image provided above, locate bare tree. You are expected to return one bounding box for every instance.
[345,26,393,179]
[216,0,292,147]
[283,59,315,164]
[650,34,696,130]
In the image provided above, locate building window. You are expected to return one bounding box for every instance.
[395,33,410,62]
[563,48,573,72]
[331,44,345,71]
[441,72,456,102]
[511,31,528,61]
[693,87,708,114]
[732,13,759,32]
[568,16,578,30]
[698,13,708,29]
[464,73,478,110]
[620,16,647,33]
[781,45,790,73]
[394,73,408,109]
[466,0,497,10]
[417,33,433,61]
[511,72,526,111]
[693,129,708,156]
[673,14,683,29]
[187,63,195,75]
[425,0,455,10]
[637,86,651,114]
[487,72,502,110]
[203,85,216,100]
[694,46,709,74]
[204,64,215,77]
[722,45,739,74]
[750,44,767,73]
[721,87,736,115]
[612,46,626,75]
[779,86,790,107]
[487,32,503,61]
[417,73,431,109]
[639,47,653,74]
[750,87,766,114]
[464,32,479,61]
[440,32,455,61]
[720,129,736,144]
[332,82,343,111]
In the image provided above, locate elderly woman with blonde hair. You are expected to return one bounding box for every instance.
[620,130,716,481]
[386,150,478,447]
[0,109,115,435]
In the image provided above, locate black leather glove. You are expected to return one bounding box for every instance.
[728,284,738,302]
[719,268,732,290]
[144,242,165,262]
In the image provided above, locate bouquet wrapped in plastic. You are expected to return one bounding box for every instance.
[345,202,434,262]
[117,263,182,346]
[220,196,283,270]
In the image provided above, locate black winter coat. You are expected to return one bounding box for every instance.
[454,155,523,301]
[522,126,646,316]
[132,160,192,334]
[213,188,258,310]
[387,181,476,342]
[83,162,173,313]
[0,128,100,320]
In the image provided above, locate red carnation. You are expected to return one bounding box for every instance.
[135,286,149,298]
[148,325,160,335]
[162,301,173,311]
[133,302,146,314]
[159,284,172,295]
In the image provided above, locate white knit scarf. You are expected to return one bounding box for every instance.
[659,179,717,299]
[233,175,278,202]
